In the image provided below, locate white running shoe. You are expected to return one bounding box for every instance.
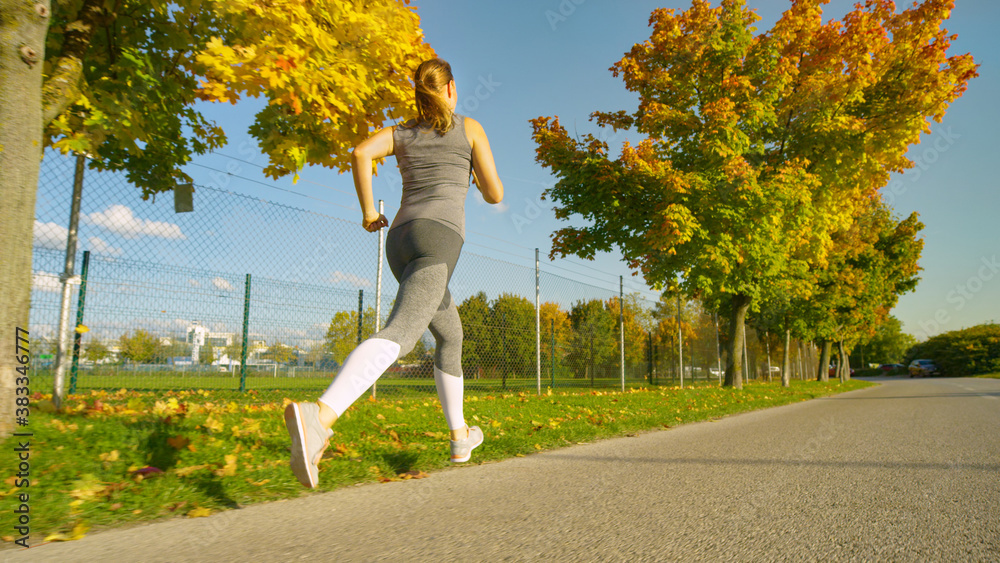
[284,402,333,488]
[450,425,484,463]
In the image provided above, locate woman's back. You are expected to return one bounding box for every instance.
[391,114,473,238]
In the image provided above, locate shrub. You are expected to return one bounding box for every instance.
[904,323,1000,376]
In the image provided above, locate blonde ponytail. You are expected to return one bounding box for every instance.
[413,58,455,134]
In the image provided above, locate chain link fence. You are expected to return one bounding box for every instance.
[31,152,813,399]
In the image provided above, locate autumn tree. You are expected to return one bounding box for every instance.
[458,293,493,378]
[491,293,537,379]
[651,294,701,380]
[324,307,377,364]
[806,204,923,381]
[83,339,110,364]
[566,299,617,381]
[606,293,655,371]
[262,341,297,365]
[0,0,434,432]
[224,335,245,365]
[857,316,915,366]
[118,329,163,365]
[398,337,432,367]
[161,338,191,363]
[199,342,216,365]
[531,0,977,389]
[539,301,572,369]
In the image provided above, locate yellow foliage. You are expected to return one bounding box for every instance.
[174,465,209,478]
[194,0,435,177]
[203,416,225,433]
[187,507,213,518]
[214,455,238,477]
[44,521,89,542]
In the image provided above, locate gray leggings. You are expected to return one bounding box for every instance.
[374,219,464,376]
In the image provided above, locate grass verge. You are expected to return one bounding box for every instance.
[0,378,873,545]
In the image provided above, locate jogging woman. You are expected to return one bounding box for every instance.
[284,58,505,488]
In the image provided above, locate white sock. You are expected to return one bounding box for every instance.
[318,338,401,418]
[434,365,465,434]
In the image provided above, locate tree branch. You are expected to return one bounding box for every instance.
[41,0,109,126]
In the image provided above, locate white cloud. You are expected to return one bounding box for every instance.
[188,279,201,288]
[32,271,62,293]
[329,270,371,288]
[84,205,185,240]
[212,277,236,292]
[34,221,67,250]
[87,236,123,256]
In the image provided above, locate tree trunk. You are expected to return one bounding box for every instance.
[839,340,851,382]
[781,328,791,388]
[723,294,751,389]
[1,0,51,439]
[796,340,804,380]
[817,340,831,382]
[837,340,845,383]
[844,346,852,381]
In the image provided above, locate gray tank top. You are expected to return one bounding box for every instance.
[390,113,473,238]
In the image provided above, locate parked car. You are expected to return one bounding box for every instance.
[908,359,939,377]
[877,363,906,373]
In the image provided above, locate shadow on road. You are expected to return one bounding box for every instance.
[819,392,1000,400]
[540,454,1000,472]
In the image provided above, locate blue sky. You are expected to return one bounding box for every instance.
[181,0,999,341]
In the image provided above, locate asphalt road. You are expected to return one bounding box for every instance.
[7,377,1000,562]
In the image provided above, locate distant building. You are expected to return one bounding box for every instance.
[187,322,209,365]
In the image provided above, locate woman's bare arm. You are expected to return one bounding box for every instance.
[351,127,395,231]
[465,117,504,204]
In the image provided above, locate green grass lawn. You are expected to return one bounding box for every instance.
[33,368,709,397]
[0,378,873,546]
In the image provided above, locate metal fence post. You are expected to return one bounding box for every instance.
[677,291,683,389]
[647,330,653,386]
[653,342,659,385]
[239,273,251,392]
[501,310,507,390]
[589,331,594,388]
[536,248,541,395]
[68,250,91,395]
[357,289,364,345]
[373,199,384,399]
[550,318,555,389]
[53,153,86,408]
[617,276,623,392]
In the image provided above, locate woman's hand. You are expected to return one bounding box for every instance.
[363,211,389,232]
